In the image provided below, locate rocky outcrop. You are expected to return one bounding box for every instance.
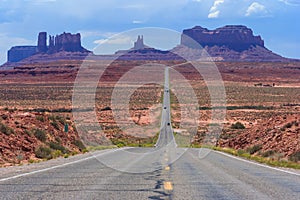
[7,46,37,63]
[133,35,146,50]
[0,109,83,166]
[181,25,264,52]
[177,25,290,61]
[115,36,184,61]
[219,113,300,158]
[38,32,89,54]
[7,32,90,63]
[37,32,47,53]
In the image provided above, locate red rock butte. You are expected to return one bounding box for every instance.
[7,32,89,63]
[181,25,264,52]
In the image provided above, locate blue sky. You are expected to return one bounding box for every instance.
[0,0,299,64]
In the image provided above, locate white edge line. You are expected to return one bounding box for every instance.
[0,148,126,182]
[213,150,300,176]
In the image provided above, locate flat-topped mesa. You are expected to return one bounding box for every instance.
[181,25,264,52]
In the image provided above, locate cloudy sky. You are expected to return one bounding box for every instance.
[0,0,299,64]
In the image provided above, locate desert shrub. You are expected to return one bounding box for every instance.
[231,122,245,129]
[56,116,66,125]
[284,122,293,129]
[261,150,275,157]
[49,141,69,154]
[55,137,61,143]
[112,140,126,148]
[237,149,247,156]
[33,129,47,142]
[35,146,52,159]
[72,140,86,151]
[49,115,66,127]
[36,115,45,122]
[0,122,15,135]
[51,150,63,158]
[50,121,60,130]
[289,152,300,162]
[246,144,262,155]
[24,130,33,136]
[101,106,112,111]
[1,114,8,120]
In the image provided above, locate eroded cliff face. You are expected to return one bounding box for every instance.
[7,32,90,63]
[39,32,89,54]
[181,25,264,52]
[176,25,289,62]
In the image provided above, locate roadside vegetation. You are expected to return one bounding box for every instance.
[111,132,159,148]
[208,146,300,170]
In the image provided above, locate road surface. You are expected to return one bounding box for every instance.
[0,68,299,199]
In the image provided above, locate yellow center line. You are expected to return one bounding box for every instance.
[164,181,173,191]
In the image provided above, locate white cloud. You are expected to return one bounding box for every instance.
[132,20,143,24]
[279,0,300,6]
[94,36,132,45]
[208,10,220,18]
[79,31,116,39]
[208,0,225,18]
[246,2,266,16]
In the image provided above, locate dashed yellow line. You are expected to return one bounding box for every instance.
[164,181,173,191]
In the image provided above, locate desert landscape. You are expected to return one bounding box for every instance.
[0,25,299,168]
[0,59,299,166]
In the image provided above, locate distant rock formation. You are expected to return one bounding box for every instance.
[37,32,47,53]
[133,35,146,50]
[7,46,37,63]
[7,32,90,63]
[177,25,288,62]
[181,25,264,52]
[115,35,184,61]
[38,32,89,54]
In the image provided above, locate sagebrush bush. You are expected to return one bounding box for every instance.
[51,150,63,159]
[260,150,275,157]
[50,121,60,130]
[289,152,300,162]
[0,122,15,135]
[72,140,86,151]
[246,144,262,155]
[35,146,52,159]
[231,122,245,129]
[36,115,45,122]
[49,141,69,154]
[33,129,47,142]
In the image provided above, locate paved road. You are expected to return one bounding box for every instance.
[0,68,299,199]
[155,67,176,148]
